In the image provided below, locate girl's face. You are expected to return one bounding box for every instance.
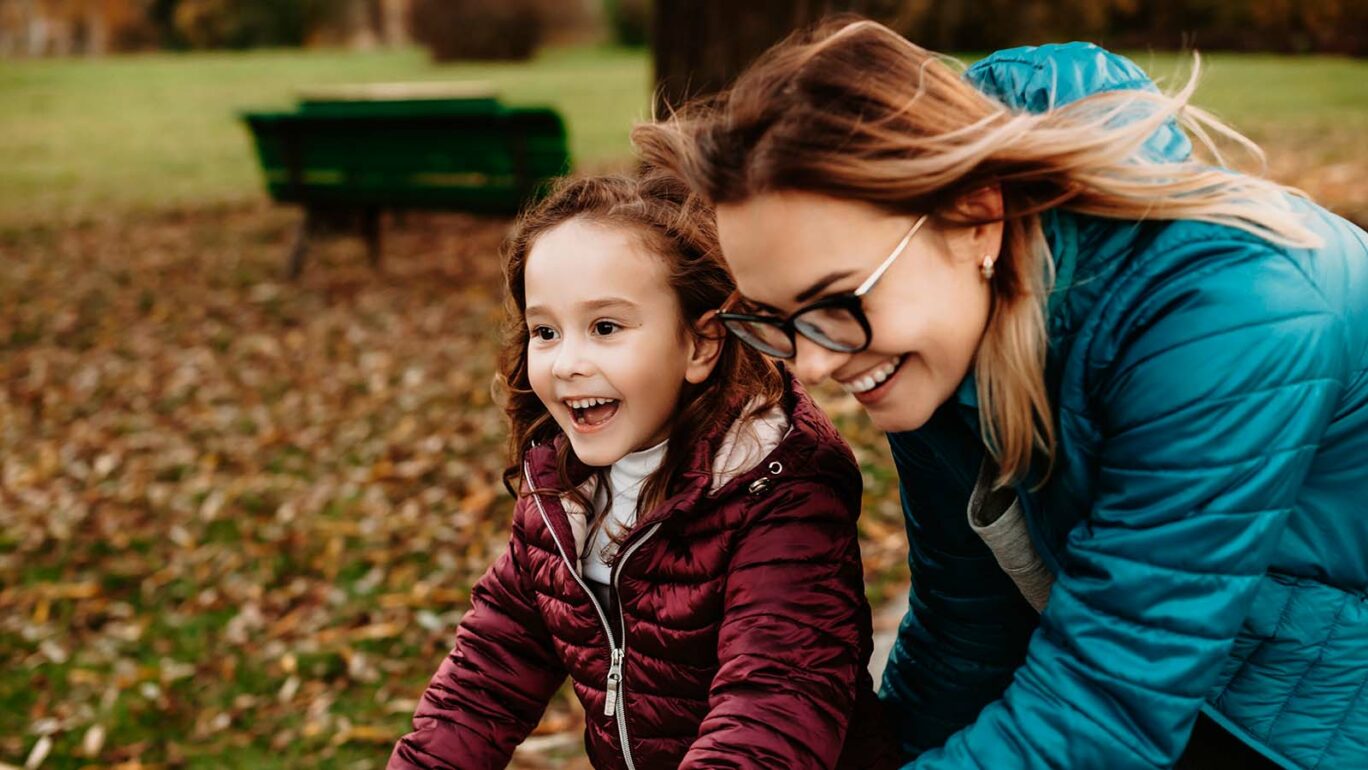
[524,218,719,467]
[715,191,999,433]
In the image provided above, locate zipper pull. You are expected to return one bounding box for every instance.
[604,648,623,716]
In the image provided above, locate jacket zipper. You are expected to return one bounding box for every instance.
[523,462,663,770]
[606,522,663,765]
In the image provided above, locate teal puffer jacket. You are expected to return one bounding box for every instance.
[880,43,1368,770]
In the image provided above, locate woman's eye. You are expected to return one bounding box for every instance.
[530,326,557,341]
[593,321,620,336]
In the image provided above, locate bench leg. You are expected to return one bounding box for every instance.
[287,212,313,280]
[363,207,382,270]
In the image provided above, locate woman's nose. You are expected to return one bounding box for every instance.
[791,337,850,386]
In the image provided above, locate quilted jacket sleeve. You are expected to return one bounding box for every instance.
[680,471,871,769]
[906,239,1348,769]
[389,498,566,770]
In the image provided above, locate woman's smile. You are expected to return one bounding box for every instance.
[837,353,907,402]
[716,191,993,433]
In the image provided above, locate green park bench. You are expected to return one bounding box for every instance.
[242,82,570,277]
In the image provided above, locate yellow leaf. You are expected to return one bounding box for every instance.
[36,582,100,600]
[337,725,395,744]
[460,485,497,514]
[349,622,403,642]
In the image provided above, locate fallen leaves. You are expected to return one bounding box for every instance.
[0,204,907,768]
[314,622,404,646]
[23,736,51,770]
[0,206,543,767]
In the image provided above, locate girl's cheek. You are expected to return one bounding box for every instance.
[525,354,552,394]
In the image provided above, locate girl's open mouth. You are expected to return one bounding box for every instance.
[566,398,620,432]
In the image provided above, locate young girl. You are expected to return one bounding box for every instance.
[388,171,892,770]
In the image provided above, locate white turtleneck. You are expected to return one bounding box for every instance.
[581,439,668,585]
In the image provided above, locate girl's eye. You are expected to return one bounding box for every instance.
[593,321,620,336]
[530,326,557,342]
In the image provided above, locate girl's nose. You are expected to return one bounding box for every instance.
[791,336,850,386]
[551,341,595,380]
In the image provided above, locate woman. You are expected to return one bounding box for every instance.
[634,19,1367,770]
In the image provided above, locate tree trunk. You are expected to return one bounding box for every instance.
[652,1,874,116]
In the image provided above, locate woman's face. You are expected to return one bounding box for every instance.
[715,191,1000,433]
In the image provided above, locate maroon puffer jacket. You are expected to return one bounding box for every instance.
[389,373,894,769]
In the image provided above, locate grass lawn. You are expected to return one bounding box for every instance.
[1,46,1366,228]
[1125,52,1368,222]
[0,45,650,228]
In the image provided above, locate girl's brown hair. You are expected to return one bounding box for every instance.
[496,170,784,519]
[634,18,1320,486]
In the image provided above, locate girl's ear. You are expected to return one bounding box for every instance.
[684,310,726,385]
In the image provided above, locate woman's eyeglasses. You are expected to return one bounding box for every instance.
[716,214,928,359]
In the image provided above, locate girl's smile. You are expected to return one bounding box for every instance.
[563,397,621,432]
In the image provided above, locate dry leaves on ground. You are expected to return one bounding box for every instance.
[0,205,907,769]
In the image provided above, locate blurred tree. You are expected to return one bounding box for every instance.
[653,1,901,115]
[538,0,599,47]
[105,0,163,50]
[169,0,349,49]
[1,0,1361,57]
[606,0,649,47]
[408,0,547,61]
[650,0,1361,109]
[873,0,1127,51]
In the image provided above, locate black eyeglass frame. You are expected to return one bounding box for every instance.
[715,214,929,359]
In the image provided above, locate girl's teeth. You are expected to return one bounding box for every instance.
[568,397,615,409]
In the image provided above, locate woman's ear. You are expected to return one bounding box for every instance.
[954,183,1006,258]
[956,182,1004,220]
[685,310,726,384]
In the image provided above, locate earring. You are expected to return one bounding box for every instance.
[980,254,996,281]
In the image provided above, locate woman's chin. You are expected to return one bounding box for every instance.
[865,406,933,434]
[859,377,939,433]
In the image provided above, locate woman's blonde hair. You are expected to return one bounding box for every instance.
[633,18,1321,486]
